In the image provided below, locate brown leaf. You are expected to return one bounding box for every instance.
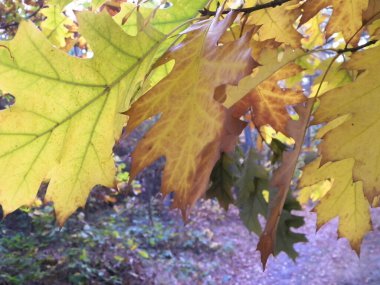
[363,0,380,23]
[299,0,331,27]
[231,64,306,136]
[125,11,256,216]
[257,99,313,268]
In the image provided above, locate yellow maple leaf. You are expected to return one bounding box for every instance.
[246,0,302,47]
[299,0,369,44]
[309,59,352,97]
[301,12,327,49]
[114,0,209,35]
[297,179,332,205]
[125,12,255,215]
[315,45,380,203]
[327,0,369,44]
[231,63,305,135]
[0,12,165,224]
[300,157,372,253]
[368,19,380,40]
[41,4,74,48]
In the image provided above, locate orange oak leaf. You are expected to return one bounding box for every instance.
[231,63,306,136]
[124,11,256,216]
[256,100,313,268]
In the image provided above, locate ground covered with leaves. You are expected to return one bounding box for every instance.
[1,195,379,285]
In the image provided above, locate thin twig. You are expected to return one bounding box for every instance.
[344,11,380,49]
[199,0,291,17]
[308,39,378,56]
[337,40,378,54]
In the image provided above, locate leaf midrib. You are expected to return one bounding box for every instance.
[0,23,165,160]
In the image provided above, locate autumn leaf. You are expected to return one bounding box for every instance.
[207,149,243,211]
[0,12,166,224]
[225,47,304,108]
[365,0,380,40]
[50,0,72,9]
[41,2,74,47]
[297,179,332,205]
[92,0,108,11]
[363,0,380,23]
[114,0,209,35]
[368,20,380,40]
[232,63,306,135]
[299,0,369,44]
[309,59,352,98]
[113,0,211,97]
[313,45,380,204]
[301,12,328,49]
[237,150,270,235]
[300,157,372,253]
[299,0,330,27]
[125,11,255,215]
[0,0,379,266]
[274,194,307,260]
[245,0,302,47]
[257,100,313,268]
[237,150,307,258]
[327,0,368,43]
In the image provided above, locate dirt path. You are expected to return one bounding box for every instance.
[157,204,380,285]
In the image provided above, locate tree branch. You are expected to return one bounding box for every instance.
[199,0,292,17]
[337,40,378,54]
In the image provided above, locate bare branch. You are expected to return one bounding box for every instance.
[337,40,378,54]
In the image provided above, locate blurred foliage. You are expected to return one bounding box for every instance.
[0,196,226,284]
[0,0,46,38]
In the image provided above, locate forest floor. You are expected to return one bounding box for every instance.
[0,195,379,285]
[178,203,380,285]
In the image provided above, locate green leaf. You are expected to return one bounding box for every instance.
[0,12,165,224]
[41,5,73,47]
[237,150,269,235]
[50,0,73,10]
[137,249,150,259]
[237,150,306,259]
[92,0,107,11]
[274,195,307,260]
[207,149,243,210]
[114,0,209,35]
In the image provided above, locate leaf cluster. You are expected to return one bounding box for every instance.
[1,0,380,269]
